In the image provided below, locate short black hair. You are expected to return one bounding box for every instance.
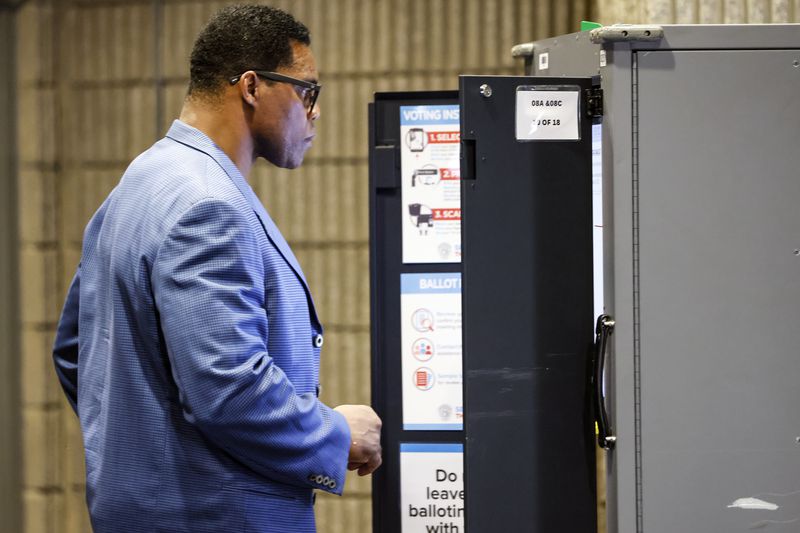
[188,4,311,96]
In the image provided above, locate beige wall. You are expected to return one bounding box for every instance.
[15,0,594,532]
[1,3,22,532]
[19,1,798,531]
[598,0,800,23]
[16,0,800,531]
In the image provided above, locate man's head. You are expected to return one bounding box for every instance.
[187,5,319,170]
[188,5,310,97]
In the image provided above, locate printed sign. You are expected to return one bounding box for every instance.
[401,273,463,430]
[400,105,462,264]
[400,443,464,533]
[515,86,581,141]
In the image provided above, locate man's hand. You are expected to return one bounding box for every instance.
[334,404,382,476]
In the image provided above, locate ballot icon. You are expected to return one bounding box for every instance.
[414,367,435,391]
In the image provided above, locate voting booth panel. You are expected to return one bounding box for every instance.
[459,75,596,533]
[370,24,800,533]
[369,91,466,533]
[517,24,800,533]
[369,80,599,532]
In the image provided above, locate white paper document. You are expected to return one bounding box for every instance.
[401,443,464,533]
[515,87,580,141]
[400,273,463,430]
[400,105,462,264]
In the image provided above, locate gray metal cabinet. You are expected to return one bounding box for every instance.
[517,24,800,533]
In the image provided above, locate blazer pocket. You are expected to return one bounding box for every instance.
[224,480,312,502]
[232,487,316,533]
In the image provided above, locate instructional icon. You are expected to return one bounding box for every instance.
[411,165,439,187]
[413,367,435,391]
[408,203,434,233]
[412,338,435,362]
[411,308,435,332]
[405,127,427,152]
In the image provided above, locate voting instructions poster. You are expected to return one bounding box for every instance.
[400,273,462,430]
[400,105,461,264]
[401,443,464,533]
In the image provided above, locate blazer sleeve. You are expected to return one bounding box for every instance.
[151,197,351,494]
[53,266,81,413]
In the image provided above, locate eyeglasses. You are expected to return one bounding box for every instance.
[229,70,322,117]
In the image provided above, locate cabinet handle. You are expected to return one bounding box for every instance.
[594,314,616,449]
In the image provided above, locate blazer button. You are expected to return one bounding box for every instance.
[313,334,324,348]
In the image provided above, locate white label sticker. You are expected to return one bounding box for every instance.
[538,52,549,71]
[400,105,462,265]
[401,443,464,533]
[400,273,463,430]
[599,49,607,67]
[515,88,580,141]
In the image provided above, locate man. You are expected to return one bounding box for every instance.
[52,5,381,532]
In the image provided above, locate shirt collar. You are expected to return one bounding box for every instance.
[165,119,246,184]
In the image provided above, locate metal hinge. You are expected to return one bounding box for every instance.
[586,87,603,117]
[589,24,664,44]
[510,42,535,58]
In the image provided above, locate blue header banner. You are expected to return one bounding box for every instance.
[401,272,462,294]
[404,423,463,431]
[400,442,464,453]
[400,104,460,126]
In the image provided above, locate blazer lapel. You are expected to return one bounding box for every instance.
[165,121,321,323]
[231,174,309,288]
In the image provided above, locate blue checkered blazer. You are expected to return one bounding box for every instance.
[53,120,351,532]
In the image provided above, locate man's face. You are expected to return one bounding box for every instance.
[252,41,320,169]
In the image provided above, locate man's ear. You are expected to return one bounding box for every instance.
[235,71,258,107]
